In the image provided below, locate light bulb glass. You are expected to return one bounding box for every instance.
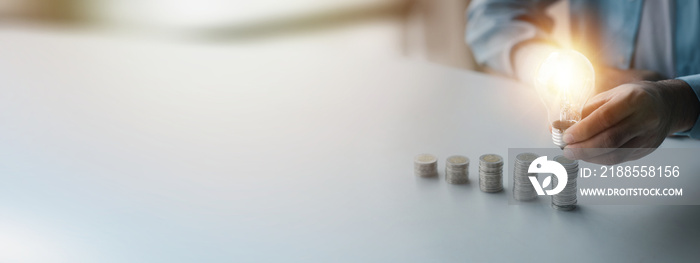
[534,50,595,149]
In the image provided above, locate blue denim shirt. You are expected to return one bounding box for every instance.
[467,0,700,138]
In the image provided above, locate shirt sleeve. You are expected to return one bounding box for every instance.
[466,0,559,78]
[674,75,700,139]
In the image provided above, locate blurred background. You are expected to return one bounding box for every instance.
[0,0,571,71]
[0,2,600,262]
[0,0,568,70]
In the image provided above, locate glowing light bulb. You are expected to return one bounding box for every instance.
[534,50,595,149]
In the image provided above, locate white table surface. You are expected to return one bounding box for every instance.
[1,27,699,262]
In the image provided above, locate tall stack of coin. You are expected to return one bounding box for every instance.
[512,152,539,201]
[479,154,503,192]
[552,155,578,211]
[445,155,469,184]
[414,153,438,177]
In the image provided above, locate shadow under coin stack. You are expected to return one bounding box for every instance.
[552,155,578,211]
[479,154,503,192]
[414,154,438,177]
[513,152,539,201]
[445,155,469,184]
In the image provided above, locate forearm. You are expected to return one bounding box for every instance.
[466,0,558,78]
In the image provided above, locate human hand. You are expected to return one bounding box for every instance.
[562,80,700,165]
[595,67,665,94]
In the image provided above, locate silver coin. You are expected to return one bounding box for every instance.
[553,155,576,165]
[446,176,469,184]
[551,155,578,210]
[512,152,540,201]
[479,166,503,173]
[479,154,503,167]
[445,155,470,184]
[414,153,438,177]
[479,154,504,193]
[446,155,469,168]
[515,152,539,164]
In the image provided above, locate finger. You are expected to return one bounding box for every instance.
[564,94,636,144]
[581,91,613,118]
[620,137,661,159]
[581,138,653,165]
[563,146,616,162]
[625,147,657,161]
[563,116,641,160]
[581,146,636,165]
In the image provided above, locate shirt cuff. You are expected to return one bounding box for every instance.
[674,75,700,138]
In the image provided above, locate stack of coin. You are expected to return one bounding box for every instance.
[445,155,469,184]
[552,155,578,211]
[414,153,438,177]
[479,154,503,192]
[512,152,539,201]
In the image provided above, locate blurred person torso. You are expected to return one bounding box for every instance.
[569,0,699,77]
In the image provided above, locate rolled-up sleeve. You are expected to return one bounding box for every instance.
[466,0,558,77]
[675,75,700,138]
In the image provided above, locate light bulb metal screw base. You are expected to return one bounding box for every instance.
[552,128,567,149]
[551,120,575,149]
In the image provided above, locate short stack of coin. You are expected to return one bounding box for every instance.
[445,155,469,184]
[552,155,578,211]
[512,152,539,201]
[479,154,504,192]
[414,153,438,177]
